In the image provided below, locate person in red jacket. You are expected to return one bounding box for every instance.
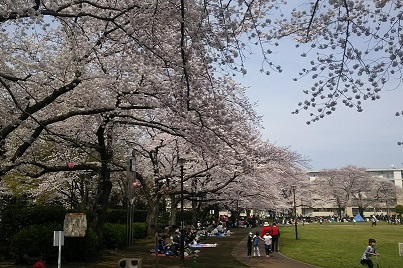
[260,222,271,238]
[32,257,46,268]
[23,248,46,268]
[270,223,280,252]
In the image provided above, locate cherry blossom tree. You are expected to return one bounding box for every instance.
[0,0,310,240]
[311,165,396,218]
[273,1,403,125]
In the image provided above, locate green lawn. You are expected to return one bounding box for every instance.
[280,221,403,268]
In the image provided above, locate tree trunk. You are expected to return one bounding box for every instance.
[147,196,161,236]
[91,123,113,246]
[169,194,178,226]
[191,198,198,226]
[92,172,112,247]
[337,206,343,219]
[358,206,365,217]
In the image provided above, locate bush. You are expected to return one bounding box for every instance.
[133,210,147,222]
[132,222,147,239]
[10,224,99,264]
[10,223,61,264]
[105,209,126,224]
[103,223,126,249]
[63,228,98,262]
[0,205,66,246]
[105,209,147,224]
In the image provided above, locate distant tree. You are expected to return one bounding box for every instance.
[312,166,393,218]
[395,204,403,221]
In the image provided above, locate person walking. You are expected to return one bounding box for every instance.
[246,232,253,258]
[371,215,377,227]
[270,222,280,252]
[260,221,271,238]
[263,231,272,258]
[252,231,263,257]
[360,238,380,268]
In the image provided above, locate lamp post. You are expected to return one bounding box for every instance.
[70,179,75,210]
[126,150,136,246]
[178,158,186,265]
[291,185,298,240]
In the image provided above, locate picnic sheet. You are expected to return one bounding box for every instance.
[189,243,217,248]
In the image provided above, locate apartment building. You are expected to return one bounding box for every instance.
[301,168,403,218]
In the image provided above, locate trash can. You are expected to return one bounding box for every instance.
[118,258,142,268]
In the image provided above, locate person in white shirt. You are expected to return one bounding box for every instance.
[263,231,272,258]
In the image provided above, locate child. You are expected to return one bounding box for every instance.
[361,238,380,268]
[263,231,272,258]
[252,231,263,257]
[246,232,253,258]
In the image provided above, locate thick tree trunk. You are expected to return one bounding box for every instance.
[91,124,113,247]
[147,196,161,236]
[92,172,112,247]
[169,194,178,226]
[191,198,198,226]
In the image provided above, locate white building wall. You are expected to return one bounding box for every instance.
[393,170,403,188]
[305,168,403,217]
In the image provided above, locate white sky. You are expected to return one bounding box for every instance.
[236,38,403,171]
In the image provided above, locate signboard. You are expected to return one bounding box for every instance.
[63,213,87,237]
[53,231,64,246]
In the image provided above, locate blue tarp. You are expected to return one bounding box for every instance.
[354,214,365,222]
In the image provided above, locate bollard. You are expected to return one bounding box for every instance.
[118,258,143,268]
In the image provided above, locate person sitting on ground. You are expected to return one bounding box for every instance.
[157,236,168,254]
[23,248,46,268]
[226,229,233,236]
[168,230,180,256]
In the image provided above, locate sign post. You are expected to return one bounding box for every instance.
[53,231,64,268]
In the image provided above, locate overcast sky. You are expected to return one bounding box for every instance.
[236,38,403,171]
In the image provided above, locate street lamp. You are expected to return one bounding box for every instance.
[291,185,298,240]
[70,179,76,210]
[178,158,186,265]
[126,150,136,246]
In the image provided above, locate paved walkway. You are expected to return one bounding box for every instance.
[231,234,318,268]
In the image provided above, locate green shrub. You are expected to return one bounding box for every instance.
[10,223,61,264]
[63,228,98,262]
[0,205,66,246]
[103,223,126,249]
[133,210,147,222]
[10,224,99,264]
[105,209,126,224]
[132,222,147,239]
[105,209,147,224]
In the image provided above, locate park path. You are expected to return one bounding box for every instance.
[231,229,319,268]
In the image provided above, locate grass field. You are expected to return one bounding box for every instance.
[280,221,403,268]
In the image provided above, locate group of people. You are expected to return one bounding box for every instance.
[246,221,280,258]
[157,228,203,256]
